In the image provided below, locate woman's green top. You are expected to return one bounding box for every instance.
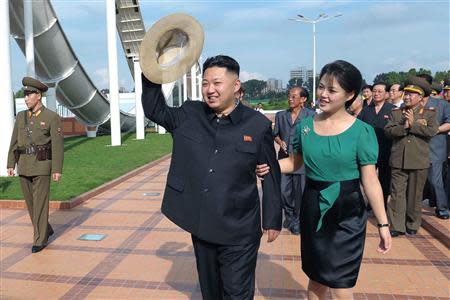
[293,116,378,230]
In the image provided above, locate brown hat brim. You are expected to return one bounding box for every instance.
[140,13,204,84]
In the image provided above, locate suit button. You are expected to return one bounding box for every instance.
[214,149,218,154]
[204,188,209,192]
[216,119,220,123]
[209,169,213,173]
[407,139,411,143]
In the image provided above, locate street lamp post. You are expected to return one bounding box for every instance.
[289,13,343,105]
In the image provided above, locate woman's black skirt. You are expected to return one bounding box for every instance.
[300,178,367,288]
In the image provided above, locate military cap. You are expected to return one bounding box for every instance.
[443,79,450,90]
[22,76,48,93]
[431,82,442,94]
[404,76,431,97]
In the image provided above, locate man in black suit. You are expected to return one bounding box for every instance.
[141,55,282,299]
[359,82,395,206]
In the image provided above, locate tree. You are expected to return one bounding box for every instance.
[241,79,266,99]
[434,71,450,83]
[373,71,402,85]
[15,89,24,98]
[371,68,443,87]
[288,77,303,89]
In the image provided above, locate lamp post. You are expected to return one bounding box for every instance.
[289,13,343,105]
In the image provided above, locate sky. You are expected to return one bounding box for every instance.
[8,0,450,93]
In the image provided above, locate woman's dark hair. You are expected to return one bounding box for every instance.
[202,55,240,76]
[319,60,362,108]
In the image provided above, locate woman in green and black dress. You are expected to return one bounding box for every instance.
[257,60,391,299]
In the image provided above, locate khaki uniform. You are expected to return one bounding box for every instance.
[384,106,438,232]
[7,107,64,246]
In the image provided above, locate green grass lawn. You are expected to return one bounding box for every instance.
[0,133,172,201]
[248,98,288,110]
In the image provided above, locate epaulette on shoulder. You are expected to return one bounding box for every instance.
[425,107,436,111]
[392,107,401,111]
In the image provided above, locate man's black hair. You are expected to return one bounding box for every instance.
[202,55,240,76]
[373,82,389,92]
[289,86,309,100]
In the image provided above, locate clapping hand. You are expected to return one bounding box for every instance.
[403,109,414,128]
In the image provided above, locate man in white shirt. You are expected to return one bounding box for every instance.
[389,83,404,107]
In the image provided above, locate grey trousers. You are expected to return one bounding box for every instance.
[281,173,305,221]
[428,161,449,212]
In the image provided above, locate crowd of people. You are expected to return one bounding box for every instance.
[349,76,450,224]
[7,54,448,299]
[260,73,449,239]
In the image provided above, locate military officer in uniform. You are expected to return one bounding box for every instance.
[7,77,64,253]
[384,77,438,236]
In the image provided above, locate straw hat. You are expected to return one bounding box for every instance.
[139,13,204,84]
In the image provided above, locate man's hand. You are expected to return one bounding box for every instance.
[52,173,62,182]
[405,109,414,125]
[7,168,14,177]
[264,229,280,243]
[256,164,270,178]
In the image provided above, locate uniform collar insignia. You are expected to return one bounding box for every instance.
[28,109,42,118]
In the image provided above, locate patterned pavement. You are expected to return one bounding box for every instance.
[1,155,449,299]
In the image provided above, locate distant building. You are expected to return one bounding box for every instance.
[290,66,313,83]
[267,78,283,92]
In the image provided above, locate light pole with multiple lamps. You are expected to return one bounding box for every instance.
[289,13,343,105]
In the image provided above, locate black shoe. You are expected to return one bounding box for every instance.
[48,227,54,237]
[31,245,46,253]
[436,210,450,220]
[283,218,292,229]
[390,230,405,237]
[289,223,300,235]
[406,228,417,235]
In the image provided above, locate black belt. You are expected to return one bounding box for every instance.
[306,178,360,191]
[16,146,36,155]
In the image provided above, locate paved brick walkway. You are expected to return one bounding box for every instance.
[1,156,449,299]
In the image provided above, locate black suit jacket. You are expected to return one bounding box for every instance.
[141,75,282,245]
[359,101,395,164]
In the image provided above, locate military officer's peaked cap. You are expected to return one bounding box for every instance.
[404,76,431,97]
[431,82,442,94]
[22,76,48,93]
[443,79,450,90]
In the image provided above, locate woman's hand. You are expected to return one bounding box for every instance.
[256,164,270,178]
[377,227,392,254]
